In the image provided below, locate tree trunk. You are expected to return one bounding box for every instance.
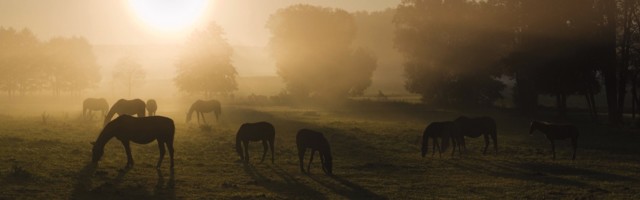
[602,0,620,125]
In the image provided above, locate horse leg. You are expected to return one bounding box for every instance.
[201,112,207,125]
[451,138,457,157]
[298,147,306,173]
[156,141,166,169]
[483,134,490,154]
[492,133,498,153]
[243,141,249,162]
[550,140,556,160]
[269,139,275,163]
[571,137,577,160]
[320,153,327,174]
[308,150,315,173]
[260,140,268,163]
[167,140,175,168]
[121,140,134,168]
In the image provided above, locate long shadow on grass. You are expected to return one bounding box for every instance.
[70,162,97,199]
[243,163,326,199]
[446,158,635,188]
[308,174,387,200]
[154,169,176,199]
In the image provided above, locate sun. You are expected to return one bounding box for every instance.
[128,0,208,31]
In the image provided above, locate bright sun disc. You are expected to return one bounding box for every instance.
[129,0,208,31]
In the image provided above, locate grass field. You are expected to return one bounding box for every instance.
[0,101,639,199]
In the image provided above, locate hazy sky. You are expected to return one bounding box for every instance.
[0,0,400,46]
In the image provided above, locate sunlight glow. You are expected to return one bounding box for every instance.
[128,0,208,31]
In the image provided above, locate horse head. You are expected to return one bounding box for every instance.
[529,121,538,135]
[91,142,103,163]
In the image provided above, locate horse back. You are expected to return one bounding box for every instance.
[237,122,275,141]
[113,115,175,143]
[297,129,329,151]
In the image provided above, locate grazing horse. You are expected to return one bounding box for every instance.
[104,99,146,126]
[529,120,579,160]
[91,115,175,169]
[235,122,275,163]
[454,116,498,154]
[422,121,463,157]
[83,98,109,120]
[186,100,221,125]
[146,99,157,116]
[296,129,332,175]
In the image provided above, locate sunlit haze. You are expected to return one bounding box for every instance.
[128,0,208,32]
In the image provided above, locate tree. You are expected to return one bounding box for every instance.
[175,22,237,98]
[504,0,603,116]
[0,27,45,95]
[44,36,101,95]
[266,5,377,100]
[113,56,146,97]
[394,0,510,106]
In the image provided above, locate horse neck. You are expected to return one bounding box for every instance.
[95,129,115,149]
[187,105,196,120]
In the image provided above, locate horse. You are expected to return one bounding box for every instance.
[91,115,175,169]
[422,121,464,157]
[104,99,146,126]
[296,129,332,175]
[146,99,157,116]
[529,120,579,160]
[454,116,498,154]
[186,100,221,125]
[83,98,109,120]
[235,122,275,163]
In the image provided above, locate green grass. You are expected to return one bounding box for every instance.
[0,103,639,199]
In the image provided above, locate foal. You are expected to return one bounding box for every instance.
[296,129,332,175]
[236,122,275,163]
[529,120,579,160]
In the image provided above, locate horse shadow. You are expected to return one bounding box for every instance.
[445,158,635,188]
[71,163,176,199]
[70,162,98,199]
[308,174,387,200]
[154,169,176,199]
[242,163,326,199]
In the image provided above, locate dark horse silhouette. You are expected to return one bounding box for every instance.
[454,116,498,154]
[236,122,275,163]
[529,120,579,160]
[92,115,175,169]
[422,121,463,157]
[186,100,221,125]
[83,98,109,120]
[104,99,146,126]
[296,129,332,175]
[146,99,157,116]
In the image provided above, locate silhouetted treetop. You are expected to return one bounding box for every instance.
[175,22,237,98]
[267,4,377,99]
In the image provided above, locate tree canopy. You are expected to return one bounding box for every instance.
[174,22,238,97]
[394,0,511,106]
[0,27,100,95]
[267,5,377,99]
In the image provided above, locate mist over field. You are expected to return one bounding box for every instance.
[1,0,640,199]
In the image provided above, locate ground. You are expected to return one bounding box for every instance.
[0,101,639,199]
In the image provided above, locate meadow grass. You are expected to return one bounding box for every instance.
[0,102,638,199]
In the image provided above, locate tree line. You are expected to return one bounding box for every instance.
[0,27,100,95]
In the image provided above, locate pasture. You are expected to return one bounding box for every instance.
[0,100,639,199]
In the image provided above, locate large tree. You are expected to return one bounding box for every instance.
[43,36,101,95]
[394,0,511,106]
[266,5,377,99]
[175,22,237,98]
[113,56,146,97]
